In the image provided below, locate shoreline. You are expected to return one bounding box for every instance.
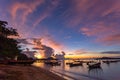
[0,65,66,80]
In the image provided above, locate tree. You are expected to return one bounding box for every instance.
[0,20,21,59]
[0,21,18,37]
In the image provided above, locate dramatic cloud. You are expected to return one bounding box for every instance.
[32,47,43,50]
[0,0,44,38]
[0,0,60,38]
[0,0,120,54]
[33,38,54,58]
[41,35,64,51]
[22,48,37,58]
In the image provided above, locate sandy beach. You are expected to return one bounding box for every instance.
[0,65,66,80]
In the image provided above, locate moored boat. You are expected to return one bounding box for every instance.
[69,62,82,67]
[88,62,101,69]
[66,62,73,65]
[44,60,61,66]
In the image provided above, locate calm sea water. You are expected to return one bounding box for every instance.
[33,60,120,80]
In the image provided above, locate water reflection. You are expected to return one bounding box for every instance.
[33,59,120,80]
[88,67,103,80]
[103,60,119,67]
[33,62,53,70]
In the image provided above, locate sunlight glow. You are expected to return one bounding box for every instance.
[34,54,42,59]
[65,53,120,59]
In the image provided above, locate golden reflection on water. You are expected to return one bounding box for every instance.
[33,60,89,73]
[33,62,44,67]
[33,60,120,80]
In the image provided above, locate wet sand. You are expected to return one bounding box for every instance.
[0,65,66,80]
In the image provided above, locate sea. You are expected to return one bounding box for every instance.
[33,60,120,80]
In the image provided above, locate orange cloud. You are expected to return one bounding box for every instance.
[66,48,89,55]
[73,49,88,54]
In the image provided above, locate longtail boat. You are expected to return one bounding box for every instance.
[69,62,82,67]
[88,62,101,69]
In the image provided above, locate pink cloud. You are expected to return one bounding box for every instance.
[62,0,98,27]
[30,35,65,53]
[62,0,120,27]
[41,35,64,51]
[10,0,44,24]
[67,49,88,55]
[60,0,120,45]
[0,0,45,38]
[81,22,119,36]
[80,22,120,45]
[97,34,120,45]
[74,49,88,54]
[2,0,60,38]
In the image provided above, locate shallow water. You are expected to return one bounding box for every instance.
[33,60,120,80]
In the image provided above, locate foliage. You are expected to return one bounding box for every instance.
[0,20,21,59]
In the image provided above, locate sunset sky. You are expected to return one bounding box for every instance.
[0,0,120,58]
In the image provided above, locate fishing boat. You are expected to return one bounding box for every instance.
[44,56,61,66]
[66,62,73,65]
[88,62,101,69]
[45,61,61,66]
[69,62,82,67]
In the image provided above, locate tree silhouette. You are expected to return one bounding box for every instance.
[0,21,18,37]
[0,20,21,59]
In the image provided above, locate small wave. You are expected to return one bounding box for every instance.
[51,69,105,80]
